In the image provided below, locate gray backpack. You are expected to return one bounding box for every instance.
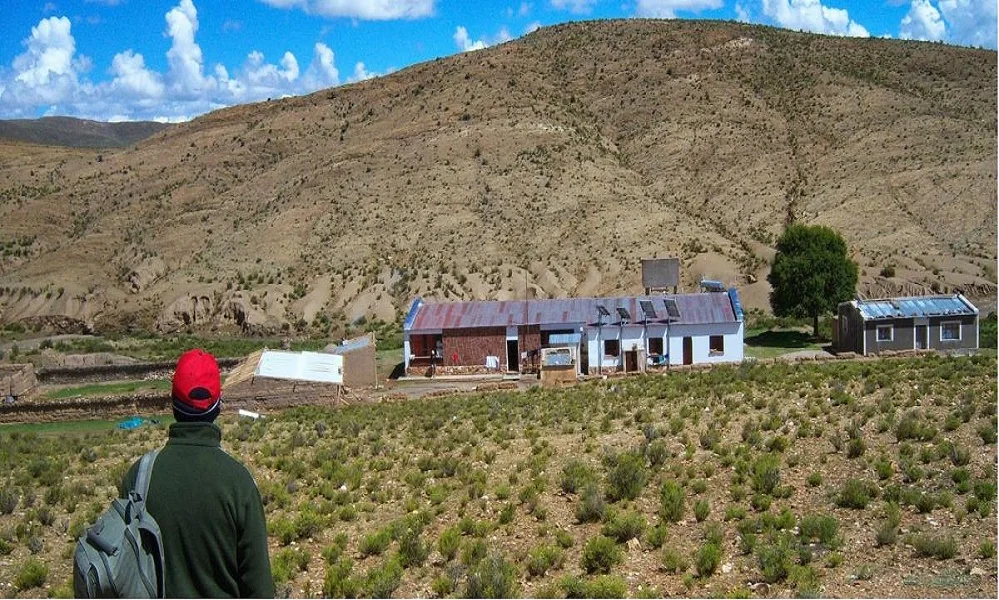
[73,450,165,598]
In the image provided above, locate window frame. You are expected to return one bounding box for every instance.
[940,321,961,342]
[709,335,724,356]
[648,337,664,356]
[603,338,620,358]
[876,324,893,342]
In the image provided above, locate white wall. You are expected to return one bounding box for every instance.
[667,322,744,364]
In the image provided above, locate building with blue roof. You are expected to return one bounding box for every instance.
[835,294,979,355]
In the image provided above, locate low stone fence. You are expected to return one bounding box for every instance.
[36,358,243,385]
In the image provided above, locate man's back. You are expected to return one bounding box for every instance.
[121,422,273,598]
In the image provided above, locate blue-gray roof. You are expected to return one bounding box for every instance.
[855,295,978,321]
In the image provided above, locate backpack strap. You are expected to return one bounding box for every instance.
[131,450,159,513]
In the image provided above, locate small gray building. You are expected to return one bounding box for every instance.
[835,294,979,355]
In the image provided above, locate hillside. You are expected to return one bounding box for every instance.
[0,20,995,336]
[0,116,171,149]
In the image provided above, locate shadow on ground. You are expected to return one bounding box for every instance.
[745,329,824,349]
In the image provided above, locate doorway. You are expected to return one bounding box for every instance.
[624,350,638,373]
[915,325,928,350]
[507,340,519,372]
[682,337,693,365]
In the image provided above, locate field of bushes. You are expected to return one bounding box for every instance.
[0,354,996,598]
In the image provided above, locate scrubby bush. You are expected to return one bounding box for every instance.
[580,535,623,574]
[14,558,48,591]
[362,557,403,598]
[798,513,841,548]
[694,499,711,522]
[907,533,957,560]
[526,544,564,577]
[575,482,606,523]
[560,460,594,494]
[605,450,647,502]
[659,481,685,523]
[751,454,781,495]
[755,533,795,583]
[438,526,460,561]
[465,553,518,598]
[836,479,877,509]
[696,542,722,577]
[662,546,689,574]
[601,509,647,543]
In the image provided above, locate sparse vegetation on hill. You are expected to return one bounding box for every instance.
[0,354,995,598]
[0,20,995,337]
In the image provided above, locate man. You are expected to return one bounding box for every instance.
[120,349,274,598]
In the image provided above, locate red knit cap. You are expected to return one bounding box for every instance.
[172,349,221,415]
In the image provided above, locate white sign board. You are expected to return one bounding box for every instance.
[254,350,343,384]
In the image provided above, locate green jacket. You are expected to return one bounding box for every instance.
[121,422,274,598]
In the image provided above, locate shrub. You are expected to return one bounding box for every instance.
[978,423,997,445]
[659,481,685,523]
[605,451,647,502]
[580,535,623,574]
[979,539,996,559]
[567,476,602,521]
[646,439,671,467]
[696,542,722,577]
[751,454,781,495]
[601,509,647,543]
[798,513,840,548]
[806,472,822,487]
[756,533,794,583]
[359,528,393,556]
[362,557,403,598]
[907,533,957,560]
[645,523,668,549]
[661,546,689,574]
[397,527,429,568]
[836,479,876,509]
[526,544,564,577]
[461,539,488,567]
[584,575,628,598]
[14,558,48,591]
[560,460,594,494]
[438,526,460,561]
[554,528,574,549]
[694,499,711,522]
[272,547,310,585]
[465,553,518,598]
[0,486,17,515]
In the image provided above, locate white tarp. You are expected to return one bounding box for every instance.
[254,350,343,384]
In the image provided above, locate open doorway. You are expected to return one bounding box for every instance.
[507,340,519,372]
[683,337,693,365]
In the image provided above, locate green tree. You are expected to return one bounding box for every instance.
[768,224,858,338]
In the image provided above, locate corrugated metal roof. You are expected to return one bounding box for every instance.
[407,293,738,331]
[856,295,977,320]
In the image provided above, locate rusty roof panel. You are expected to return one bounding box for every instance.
[407,293,738,331]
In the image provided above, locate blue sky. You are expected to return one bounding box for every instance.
[0,1,995,122]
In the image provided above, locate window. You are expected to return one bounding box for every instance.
[709,335,724,355]
[603,339,620,357]
[648,337,664,355]
[876,325,893,342]
[941,321,961,341]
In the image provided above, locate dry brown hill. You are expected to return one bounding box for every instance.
[0,20,995,336]
[0,116,171,148]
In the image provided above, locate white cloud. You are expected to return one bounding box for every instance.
[454,26,487,52]
[109,50,165,99]
[762,0,870,37]
[453,25,513,53]
[735,2,751,21]
[634,1,724,19]
[259,0,436,20]
[900,0,946,41]
[524,21,542,34]
[938,0,997,48]
[347,62,374,82]
[549,0,598,14]
[164,0,215,98]
[3,16,84,110]
[302,42,340,89]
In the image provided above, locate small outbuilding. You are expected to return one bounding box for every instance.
[324,333,378,389]
[835,294,979,355]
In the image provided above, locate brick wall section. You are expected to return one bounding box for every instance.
[443,327,506,369]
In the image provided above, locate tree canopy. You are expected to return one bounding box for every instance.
[768,224,858,338]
